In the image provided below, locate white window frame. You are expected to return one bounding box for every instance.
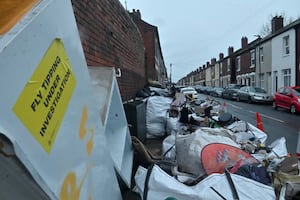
[250,50,255,67]
[220,62,223,74]
[282,69,291,86]
[283,35,290,55]
[227,58,230,72]
[236,56,241,72]
[251,75,255,86]
[259,47,264,63]
[260,73,264,89]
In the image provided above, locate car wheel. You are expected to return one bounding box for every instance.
[290,105,296,114]
[247,97,252,104]
[273,101,278,110]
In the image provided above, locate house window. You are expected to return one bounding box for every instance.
[283,36,290,55]
[259,47,264,63]
[283,69,291,86]
[227,58,230,72]
[250,50,255,67]
[260,74,264,89]
[251,75,255,86]
[236,56,241,71]
[220,62,223,74]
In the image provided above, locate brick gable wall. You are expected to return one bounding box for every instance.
[71,0,146,101]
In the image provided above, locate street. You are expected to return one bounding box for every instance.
[198,94,300,153]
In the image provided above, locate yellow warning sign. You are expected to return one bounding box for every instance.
[13,39,76,153]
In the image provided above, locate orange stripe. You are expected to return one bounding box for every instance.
[0,0,40,35]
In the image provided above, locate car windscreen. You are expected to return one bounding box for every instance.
[293,88,300,96]
[233,85,244,89]
[253,87,266,93]
[182,88,195,93]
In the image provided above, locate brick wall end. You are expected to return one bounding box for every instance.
[71,0,146,101]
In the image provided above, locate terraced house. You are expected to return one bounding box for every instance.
[182,16,300,95]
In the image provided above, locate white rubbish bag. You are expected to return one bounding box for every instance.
[146,96,173,137]
[134,164,276,200]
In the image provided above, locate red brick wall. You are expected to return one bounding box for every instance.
[130,13,162,82]
[240,52,251,74]
[71,0,146,101]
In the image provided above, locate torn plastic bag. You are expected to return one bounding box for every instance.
[267,137,288,159]
[146,96,173,137]
[227,120,268,144]
[134,164,276,200]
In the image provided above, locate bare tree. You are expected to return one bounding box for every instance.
[259,12,298,37]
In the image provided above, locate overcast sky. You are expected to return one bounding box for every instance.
[120,0,300,82]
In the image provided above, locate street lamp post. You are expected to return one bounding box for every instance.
[170,63,172,84]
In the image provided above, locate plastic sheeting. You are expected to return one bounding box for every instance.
[227,120,268,144]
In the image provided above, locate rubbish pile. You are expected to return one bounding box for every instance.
[130,87,300,200]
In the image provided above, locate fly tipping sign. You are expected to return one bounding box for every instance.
[0,0,122,199]
[13,39,76,153]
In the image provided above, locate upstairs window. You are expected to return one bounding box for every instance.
[220,62,223,74]
[236,56,241,71]
[259,47,264,63]
[283,35,290,55]
[250,50,255,67]
[227,58,230,72]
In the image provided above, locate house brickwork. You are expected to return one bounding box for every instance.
[71,0,146,101]
[130,9,167,86]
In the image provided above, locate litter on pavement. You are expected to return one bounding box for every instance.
[129,86,300,200]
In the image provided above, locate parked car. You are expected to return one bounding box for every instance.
[203,86,213,95]
[180,87,198,99]
[273,86,300,114]
[236,86,273,104]
[209,87,224,97]
[194,85,206,93]
[221,84,246,100]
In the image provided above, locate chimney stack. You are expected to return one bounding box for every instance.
[131,9,141,19]
[228,46,234,56]
[219,53,224,60]
[211,58,216,65]
[206,61,210,67]
[241,37,248,48]
[272,16,283,34]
